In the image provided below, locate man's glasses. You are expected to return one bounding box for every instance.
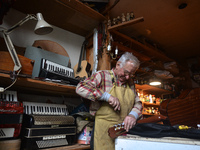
[123,68,135,77]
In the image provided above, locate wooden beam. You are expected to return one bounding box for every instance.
[56,0,106,21]
[102,0,120,15]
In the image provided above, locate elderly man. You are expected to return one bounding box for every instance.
[76,52,142,150]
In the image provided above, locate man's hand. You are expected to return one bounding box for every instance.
[123,114,137,132]
[108,95,120,111]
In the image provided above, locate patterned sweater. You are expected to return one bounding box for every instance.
[76,69,143,118]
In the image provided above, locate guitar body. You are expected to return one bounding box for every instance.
[73,60,91,79]
[160,87,200,128]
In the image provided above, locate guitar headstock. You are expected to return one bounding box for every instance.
[108,123,127,139]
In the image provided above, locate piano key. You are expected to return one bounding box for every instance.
[23,102,69,116]
[39,59,80,85]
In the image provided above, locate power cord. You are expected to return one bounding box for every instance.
[0,69,21,92]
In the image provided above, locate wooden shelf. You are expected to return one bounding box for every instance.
[43,144,90,150]
[136,84,172,117]
[135,84,173,96]
[108,17,171,73]
[110,30,173,63]
[142,102,160,106]
[108,17,144,31]
[142,102,160,116]
[107,20,181,80]
[0,73,78,97]
[142,113,158,116]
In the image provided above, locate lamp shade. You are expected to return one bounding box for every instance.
[149,81,161,86]
[34,13,53,35]
[149,77,161,86]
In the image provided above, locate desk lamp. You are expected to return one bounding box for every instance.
[0,13,53,91]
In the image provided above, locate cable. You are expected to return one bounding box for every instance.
[0,69,21,92]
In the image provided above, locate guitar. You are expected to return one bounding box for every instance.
[73,40,91,79]
[108,114,167,139]
[108,123,127,139]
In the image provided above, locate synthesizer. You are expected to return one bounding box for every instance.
[39,58,80,85]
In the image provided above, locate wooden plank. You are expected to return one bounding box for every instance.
[43,144,90,150]
[56,0,106,21]
[135,84,173,95]
[0,73,78,97]
[143,102,160,106]
[0,139,21,150]
[98,45,111,70]
[0,51,34,76]
[108,17,144,31]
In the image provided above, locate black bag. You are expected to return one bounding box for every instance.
[177,128,200,139]
[128,123,200,139]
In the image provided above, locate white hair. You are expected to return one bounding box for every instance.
[118,52,140,69]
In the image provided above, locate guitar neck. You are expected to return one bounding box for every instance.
[108,114,167,139]
[77,45,84,72]
[77,40,87,72]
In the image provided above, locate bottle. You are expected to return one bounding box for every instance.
[148,107,152,114]
[151,107,155,114]
[140,93,144,101]
[145,95,149,102]
[149,94,153,103]
[136,89,140,97]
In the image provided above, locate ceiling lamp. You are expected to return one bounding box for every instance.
[149,77,161,86]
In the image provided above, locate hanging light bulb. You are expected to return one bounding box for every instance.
[107,45,118,60]
[107,42,111,51]
[115,46,118,55]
